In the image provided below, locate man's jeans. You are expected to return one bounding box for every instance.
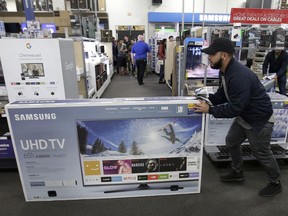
[226,119,280,182]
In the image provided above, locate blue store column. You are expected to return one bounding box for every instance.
[22,0,35,21]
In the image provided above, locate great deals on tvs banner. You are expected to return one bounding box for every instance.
[230,8,288,25]
[6,98,204,201]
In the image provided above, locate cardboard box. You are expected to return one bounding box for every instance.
[6,98,204,201]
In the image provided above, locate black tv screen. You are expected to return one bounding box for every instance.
[4,23,21,33]
[185,44,219,80]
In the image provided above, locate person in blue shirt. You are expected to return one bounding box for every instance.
[131,35,151,85]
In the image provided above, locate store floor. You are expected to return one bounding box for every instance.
[1,73,288,216]
[101,72,172,98]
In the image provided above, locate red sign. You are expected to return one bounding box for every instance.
[230,8,288,24]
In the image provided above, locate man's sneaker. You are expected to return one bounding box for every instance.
[259,181,282,197]
[220,170,245,182]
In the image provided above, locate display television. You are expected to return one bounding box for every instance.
[76,115,203,187]
[4,23,21,33]
[41,23,56,33]
[185,44,219,80]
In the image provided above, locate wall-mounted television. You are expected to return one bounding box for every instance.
[4,23,21,33]
[185,44,219,80]
[21,23,56,33]
[76,115,203,188]
[41,23,56,33]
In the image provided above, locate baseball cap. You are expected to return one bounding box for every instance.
[201,37,235,55]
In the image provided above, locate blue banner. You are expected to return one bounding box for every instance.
[22,0,35,21]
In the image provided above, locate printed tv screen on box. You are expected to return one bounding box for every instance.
[77,116,202,186]
[6,98,204,201]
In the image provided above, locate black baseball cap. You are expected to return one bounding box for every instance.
[201,37,235,55]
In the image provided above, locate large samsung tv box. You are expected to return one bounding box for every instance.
[5,97,204,201]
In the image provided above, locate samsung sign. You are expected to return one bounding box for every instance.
[148,12,230,24]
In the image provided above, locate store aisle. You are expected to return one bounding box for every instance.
[1,72,288,216]
[101,72,171,98]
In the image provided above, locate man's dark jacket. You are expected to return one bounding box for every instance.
[262,50,288,81]
[208,58,273,131]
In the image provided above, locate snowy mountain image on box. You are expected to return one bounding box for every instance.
[76,116,202,157]
[272,109,288,141]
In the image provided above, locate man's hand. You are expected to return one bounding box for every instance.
[195,100,210,113]
[148,53,152,60]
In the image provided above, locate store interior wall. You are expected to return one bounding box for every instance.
[3,0,282,40]
[150,0,246,13]
[106,0,247,40]
[105,0,149,40]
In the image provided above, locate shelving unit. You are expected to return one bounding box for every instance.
[148,37,160,73]
[87,56,111,98]
[206,144,288,163]
[173,45,185,96]
[81,39,112,99]
[0,100,16,169]
[251,49,267,78]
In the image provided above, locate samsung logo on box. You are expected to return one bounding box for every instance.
[14,113,57,121]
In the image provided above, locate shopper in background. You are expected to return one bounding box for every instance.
[123,35,131,48]
[262,47,288,96]
[123,35,131,72]
[128,39,136,75]
[195,37,281,197]
[111,37,118,73]
[245,43,255,69]
[175,36,181,45]
[117,39,128,75]
[131,35,151,85]
[168,35,174,42]
[157,38,167,84]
